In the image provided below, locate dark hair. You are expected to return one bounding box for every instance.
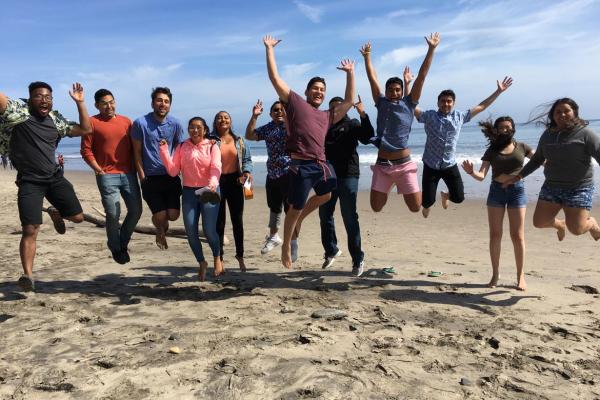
[94,89,113,103]
[212,111,234,136]
[28,81,52,95]
[479,116,516,151]
[270,101,283,113]
[151,87,172,102]
[438,89,456,101]
[328,96,344,104]
[188,116,209,132]
[306,76,326,91]
[385,77,403,91]
[528,97,588,132]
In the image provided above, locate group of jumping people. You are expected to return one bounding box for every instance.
[1,32,598,293]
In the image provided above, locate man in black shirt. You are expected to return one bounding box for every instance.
[319,95,374,276]
[0,81,92,291]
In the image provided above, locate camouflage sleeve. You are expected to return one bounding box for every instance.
[0,98,30,155]
[49,110,74,138]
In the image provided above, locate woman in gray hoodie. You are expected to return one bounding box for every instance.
[505,98,600,241]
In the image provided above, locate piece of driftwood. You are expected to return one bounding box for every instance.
[42,207,229,244]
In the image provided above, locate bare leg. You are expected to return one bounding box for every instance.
[370,190,388,212]
[507,207,526,291]
[532,200,566,240]
[152,211,169,249]
[20,224,40,278]
[235,255,247,272]
[487,206,505,288]
[213,256,224,277]
[198,261,208,282]
[281,207,302,269]
[563,207,600,239]
[440,191,449,209]
[294,193,331,239]
[403,192,422,213]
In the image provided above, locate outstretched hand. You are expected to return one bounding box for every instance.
[461,160,474,175]
[403,66,414,83]
[252,99,263,117]
[425,32,441,49]
[69,82,85,103]
[337,59,355,73]
[263,35,281,49]
[497,76,513,92]
[354,94,365,115]
[359,42,372,57]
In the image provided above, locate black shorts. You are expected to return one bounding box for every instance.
[287,159,337,210]
[17,176,83,226]
[141,174,182,214]
[265,174,290,214]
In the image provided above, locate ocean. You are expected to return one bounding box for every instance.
[57,119,600,201]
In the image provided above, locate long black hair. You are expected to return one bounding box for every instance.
[479,116,516,151]
[527,97,588,132]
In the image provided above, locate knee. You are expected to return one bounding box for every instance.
[408,205,421,213]
[566,221,586,236]
[509,231,524,243]
[168,211,180,221]
[22,225,40,237]
[370,203,383,213]
[532,217,546,229]
[489,230,503,241]
[453,195,465,204]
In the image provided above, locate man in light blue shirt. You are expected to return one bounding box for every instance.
[416,77,513,217]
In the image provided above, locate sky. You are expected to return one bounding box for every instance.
[2,0,600,131]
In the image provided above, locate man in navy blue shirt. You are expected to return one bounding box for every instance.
[131,87,185,249]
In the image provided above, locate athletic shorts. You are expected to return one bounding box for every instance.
[538,182,594,210]
[17,176,83,226]
[370,160,419,194]
[287,159,336,210]
[487,180,527,209]
[141,174,182,214]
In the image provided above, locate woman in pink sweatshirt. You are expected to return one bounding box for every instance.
[160,117,223,280]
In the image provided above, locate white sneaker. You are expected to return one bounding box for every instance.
[321,250,342,269]
[291,239,298,262]
[261,234,282,255]
[352,261,364,277]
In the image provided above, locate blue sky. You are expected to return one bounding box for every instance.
[2,0,599,130]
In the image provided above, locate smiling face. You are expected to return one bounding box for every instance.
[29,88,53,117]
[385,83,403,102]
[305,82,326,108]
[95,95,116,119]
[151,93,171,119]
[188,119,206,144]
[496,120,514,135]
[270,103,285,123]
[215,112,231,135]
[437,95,455,115]
[552,102,576,130]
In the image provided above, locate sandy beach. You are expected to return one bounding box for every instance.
[0,168,599,400]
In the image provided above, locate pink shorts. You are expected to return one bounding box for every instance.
[370,161,420,194]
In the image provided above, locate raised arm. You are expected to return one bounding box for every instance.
[245,100,263,141]
[331,59,356,125]
[67,83,92,137]
[410,32,441,104]
[403,66,414,98]
[359,42,381,103]
[0,92,7,114]
[469,77,513,119]
[354,94,375,144]
[461,159,490,182]
[263,35,290,102]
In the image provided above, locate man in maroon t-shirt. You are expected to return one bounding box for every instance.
[263,35,355,269]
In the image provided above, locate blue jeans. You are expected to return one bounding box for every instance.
[182,187,220,263]
[96,173,143,252]
[319,176,364,265]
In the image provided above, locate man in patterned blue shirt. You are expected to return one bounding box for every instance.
[415,76,513,218]
[245,99,290,255]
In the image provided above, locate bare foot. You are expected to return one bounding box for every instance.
[556,219,566,241]
[440,191,449,210]
[198,261,208,282]
[235,255,247,272]
[213,258,225,277]
[281,243,292,269]
[488,275,499,288]
[48,207,66,234]
[155,231,168,250]
[588,217,600,241]
[422,207,430,218]
[516,277,527,291]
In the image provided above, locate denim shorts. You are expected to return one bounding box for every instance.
[487,180,527,208]
[538,182,594,210]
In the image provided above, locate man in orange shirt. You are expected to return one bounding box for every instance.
[81,89,142,264]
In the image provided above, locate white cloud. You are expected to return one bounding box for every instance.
[282,62,320,77]
[293,0,323,23]
[379,45,427,67]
